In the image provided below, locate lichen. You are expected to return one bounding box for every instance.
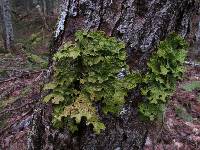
[139,33,188,120]
[54,1,69,38]
[44,31,139,133]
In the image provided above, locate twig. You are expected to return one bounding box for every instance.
[152,111,166,149]
[0,100,35,116]
[0,70,44,84]
[0,110,32,135]
[0,86,15,100]
[34,70,45,82]
[185,61,200,67]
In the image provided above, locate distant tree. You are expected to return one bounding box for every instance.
[0,0,14,51]
[45,0,54,15]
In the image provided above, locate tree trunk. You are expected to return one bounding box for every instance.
[42,0,47,16]
[45,0,54,15]
[26,0,31,12]
[0,0,14,51]
[29,0,199,150]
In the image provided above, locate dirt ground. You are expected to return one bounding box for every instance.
[0,53,199,149]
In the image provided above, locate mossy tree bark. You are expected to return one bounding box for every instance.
[29,0,199,150]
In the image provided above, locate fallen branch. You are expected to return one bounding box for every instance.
[0,110,32,135]
[0,70,45,84]
[185,61,200,67]
[0,86,16,100]
[0,100,35,117]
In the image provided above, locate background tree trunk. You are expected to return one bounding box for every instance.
[41,0,47,16]
[30,0,199,150]
[45,0,54,15]
[0,0,14,51]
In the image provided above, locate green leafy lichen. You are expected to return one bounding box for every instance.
[43,32,188,132]
[43,31,138,133]
[139,33,188,120]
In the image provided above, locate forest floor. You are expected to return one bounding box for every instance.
[0,51,199,149]
[0,11,52,149]
[0,53,46,149]
[145,66,200,150]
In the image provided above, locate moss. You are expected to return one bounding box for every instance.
[0,118,7,129]
[181,81,200,92]
[20,86,32,96]
[175,106,193,122]
[197,94,200,103]
[0,47,8,54]
[27,53,48,69]
[0,70,9,79]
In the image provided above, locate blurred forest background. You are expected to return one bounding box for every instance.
[0,1,58,147]
[0,0,60,75]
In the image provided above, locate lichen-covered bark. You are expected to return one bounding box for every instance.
[30,0,199,149]
[187,3,200,61]
[0,0,14,51]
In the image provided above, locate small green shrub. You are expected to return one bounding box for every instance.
[181,81,200,92]
[175,106,193,122]
[139,33,188,120]
[43,31,138,133]
[0,47,7,53]
[198,94,200,103]
[27,53,48,69]
[25,33,43,50]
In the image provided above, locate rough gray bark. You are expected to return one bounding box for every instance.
[187,4,200,61]
[30,0,199,150]
[0,0,14,51]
